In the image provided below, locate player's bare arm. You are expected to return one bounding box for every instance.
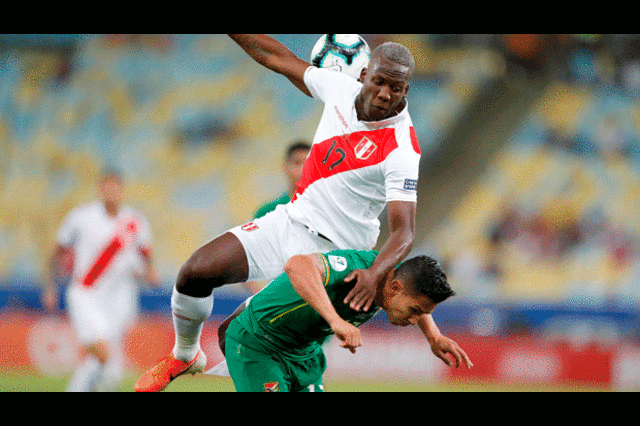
[344,200,416,312]
[42,244,69,311]
[139,246,160,288]
[228,34,312,97]
[285,253,361,353]
[418,314,473,369]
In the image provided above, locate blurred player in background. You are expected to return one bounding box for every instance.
[43,169,159,392]
[253,140,311,220]
[136,34,469,392]
[244,140,311,294]
[225,250,470,392]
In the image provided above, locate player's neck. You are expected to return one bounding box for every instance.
[103,201,119,217]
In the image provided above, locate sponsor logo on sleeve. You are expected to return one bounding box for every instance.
[403,179,418,191]
[328,255,347,271]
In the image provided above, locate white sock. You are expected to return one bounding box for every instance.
[204,359,230,377]
[171,287,214,362]
[66,355,101,392]
[95,341,124,392]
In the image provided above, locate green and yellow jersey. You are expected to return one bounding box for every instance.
[231,249,382,358]
[253,192,291,219]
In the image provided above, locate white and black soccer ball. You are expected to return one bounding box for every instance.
[310,34,371,81]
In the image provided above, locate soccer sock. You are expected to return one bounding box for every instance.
[66,355,101,392]
[171,287,214,362]
[95,341,124,392]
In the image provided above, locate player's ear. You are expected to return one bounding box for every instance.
[358,67,367,83]
[389,279,403,294]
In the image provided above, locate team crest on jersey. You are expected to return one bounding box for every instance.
[241,222,258,232]
[354,137,377,160]
[264,381,280,392]
[328,255,347,272]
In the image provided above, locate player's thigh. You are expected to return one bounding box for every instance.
[230,205,337,282]
[225,334,290,392]
[177,231,249,295]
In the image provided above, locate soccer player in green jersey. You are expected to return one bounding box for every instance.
[222,249,472,392]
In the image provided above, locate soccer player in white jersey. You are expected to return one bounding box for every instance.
[43,169,159,392]
[135,34,470,392]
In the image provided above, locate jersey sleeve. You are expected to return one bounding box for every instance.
[384,128,421,203]
[55,208,82,247]
[303,66,361,104]
[318,249,378,290]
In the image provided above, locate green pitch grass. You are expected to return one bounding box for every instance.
[0,368,609,392]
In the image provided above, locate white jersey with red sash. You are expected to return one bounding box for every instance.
[56,200,153,343]
[285,66,421,250]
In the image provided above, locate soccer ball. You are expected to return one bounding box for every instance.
[310,34,371,81]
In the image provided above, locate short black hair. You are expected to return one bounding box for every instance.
[395,255,455,303]
[285,140,311,161]
[372,42,415,79]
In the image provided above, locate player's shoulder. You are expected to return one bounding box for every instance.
[307,66,361,86]
[389,114,421,156]
[121,205,148,221]
[305,66,361,100]
[68,200,100,218]
[320,249,379,272]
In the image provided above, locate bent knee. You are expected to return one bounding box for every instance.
[175,251,229,296]
[84,341,109,364]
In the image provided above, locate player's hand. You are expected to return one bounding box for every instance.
[429,334,473,369]
[146,268,160,287]
[41,286,58,313]
[330,319,361,354]
[343,268,381,312]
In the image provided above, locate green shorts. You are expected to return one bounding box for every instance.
[225,320,326,392]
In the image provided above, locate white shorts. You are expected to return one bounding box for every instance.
[65,283,136,346]
[229,204,339,282]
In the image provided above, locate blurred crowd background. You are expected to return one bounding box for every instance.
[1,34,640,389]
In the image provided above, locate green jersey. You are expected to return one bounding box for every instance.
[253,193,291,219]
[232,249,382,358]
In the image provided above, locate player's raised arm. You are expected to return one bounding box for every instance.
[228,34,313,97]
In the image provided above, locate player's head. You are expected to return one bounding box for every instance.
[380,255,454,326]
[283,140,311,191]
[99,168,124,212]
[356,42,414,122]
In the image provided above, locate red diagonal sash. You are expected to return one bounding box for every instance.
[81,218,138,287]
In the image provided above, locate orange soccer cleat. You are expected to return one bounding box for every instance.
[134,350,207,392]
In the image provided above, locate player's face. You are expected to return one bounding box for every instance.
[382,280,437,327]
[100,176,124,207]
[283,149,309,187]
[356,56,410,122]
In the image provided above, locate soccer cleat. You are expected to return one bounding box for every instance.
[134,350,206,392]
